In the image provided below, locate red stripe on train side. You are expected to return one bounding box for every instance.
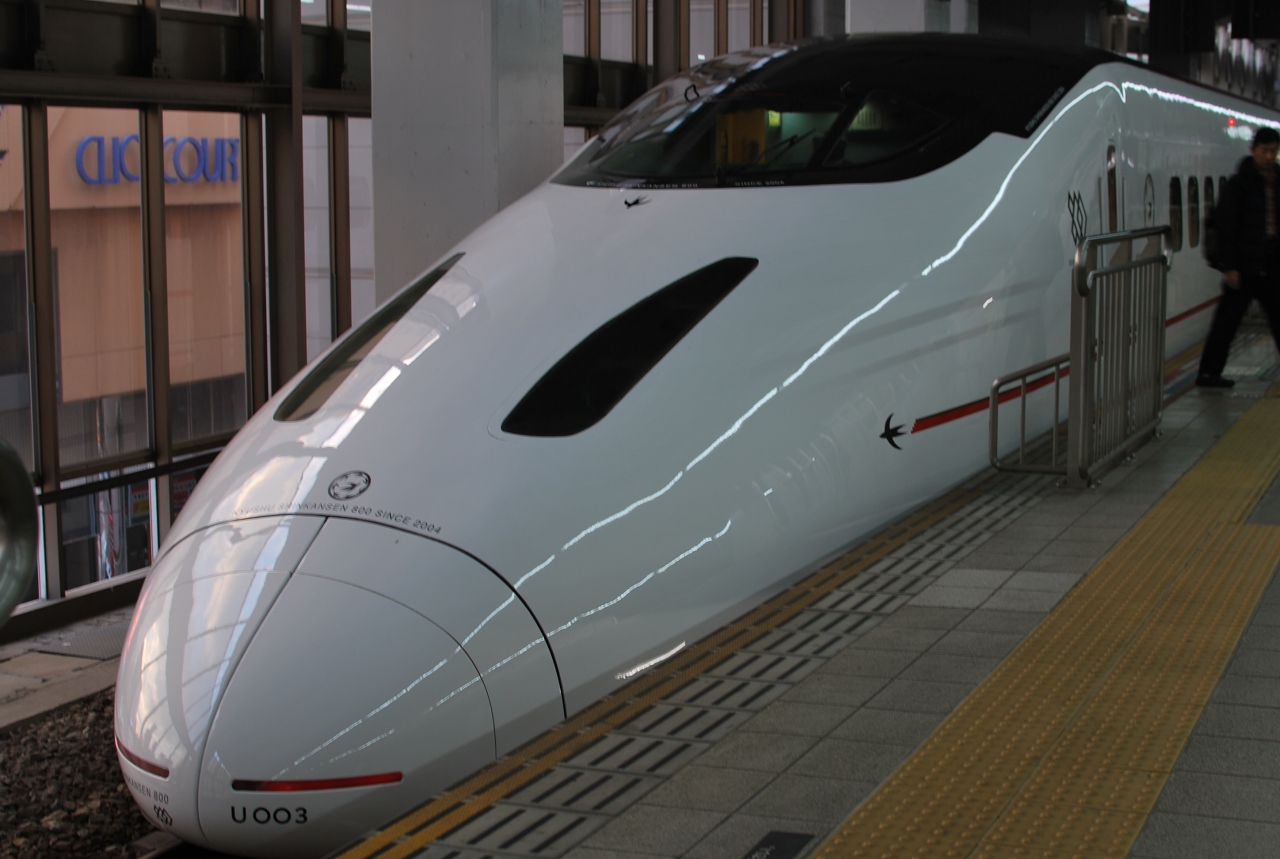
[1166,296,1219,328]
[911,368,1067,434]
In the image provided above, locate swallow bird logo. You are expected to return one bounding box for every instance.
[624,196,650,209]
[880,414,907,450]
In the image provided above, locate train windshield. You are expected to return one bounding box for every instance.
[556,37,1097,189]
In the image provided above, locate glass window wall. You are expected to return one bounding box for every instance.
[349,117,376,327]
[47,107,150,470]
[0,105,33,473]
[728,0,750,52]
[300,0,326,24]
[163,110,248,447]
[690,0,715,64]
[348,0,372,31]
[61,480,153,589]
[162,0,239,12]
[602,0,633,61]
[564,126,588,163]
[303,115,333,361]
[565,0,586,56]
[648,0,654,65]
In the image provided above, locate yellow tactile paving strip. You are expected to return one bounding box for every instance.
[337,477,995,859]
[815,390,1280,859]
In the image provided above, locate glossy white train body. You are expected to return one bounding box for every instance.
[115,35,1279,857]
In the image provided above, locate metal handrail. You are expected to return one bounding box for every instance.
[1073,226,1173,293]
[37,448,222,505]
[989,353,1069,475]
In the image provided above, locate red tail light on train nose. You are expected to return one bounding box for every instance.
[231,772,403,792]
[115,737,171,779]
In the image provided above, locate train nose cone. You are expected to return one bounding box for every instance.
[114,516,325,846]
[196,574,496,858]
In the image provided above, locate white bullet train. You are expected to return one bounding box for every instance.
[114,34,1279,857]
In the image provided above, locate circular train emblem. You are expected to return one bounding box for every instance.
[328,471,371,500]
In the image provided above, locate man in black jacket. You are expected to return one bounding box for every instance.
[1197,126,1280,388]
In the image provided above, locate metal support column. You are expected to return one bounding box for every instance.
[23,103,60,598]
[634,0,650,69]
[769,0,800,41]
[679,0,691,69]
[751,0,765,45]
[654,0,681,82]
[264,0,307,392]
[715,0,729,55]
[240,0,269,409]
[139,103,173,536]
[587,0,602,61]
[328,0,352,338]
[242,113,269,410]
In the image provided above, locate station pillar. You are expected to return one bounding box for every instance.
[372,0,564,304]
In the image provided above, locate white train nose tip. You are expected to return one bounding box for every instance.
[114,515,325,846]
[196,574,497,858]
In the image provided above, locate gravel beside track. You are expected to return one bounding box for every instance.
[0,689,159,858]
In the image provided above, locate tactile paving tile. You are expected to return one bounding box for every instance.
[563,734,704,776]
[432,805,606,857]
[839,572,933,596]
[811,591,911,614]
[664,676,787,711]
[974,800,1144,858]
[814,395,1280,859]
[408,847,499,859]
[743,628,853,658]
[704,651,820,683]
[620,703,749,740]
[505,769,660,814]
[782,610,883,637]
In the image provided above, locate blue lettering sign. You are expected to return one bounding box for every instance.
[77,135,240,185]
[116,135,140,182]
[75,136,106,185]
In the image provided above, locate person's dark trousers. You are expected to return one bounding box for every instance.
[1199,243,1280,378]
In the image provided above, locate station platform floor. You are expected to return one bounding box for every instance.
[333,333,1280,859]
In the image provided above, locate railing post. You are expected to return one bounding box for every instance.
[1068,243,1090,489]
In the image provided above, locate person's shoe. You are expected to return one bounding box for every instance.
[1196,374,1236,388]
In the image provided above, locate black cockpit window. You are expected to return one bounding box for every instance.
[822,91,948,168]
[556,36,1097,189]
[275,254,463,422]
[502,258,758,437]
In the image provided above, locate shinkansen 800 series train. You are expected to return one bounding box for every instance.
[114,34,1280,857]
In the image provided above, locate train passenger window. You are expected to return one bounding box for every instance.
[502,258,758,437]
[275,254,464,422]
[1169,177,1183,252]
[1187,177,1200,247]
[1204,175,1215,236]
[1107,145,1117,232]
